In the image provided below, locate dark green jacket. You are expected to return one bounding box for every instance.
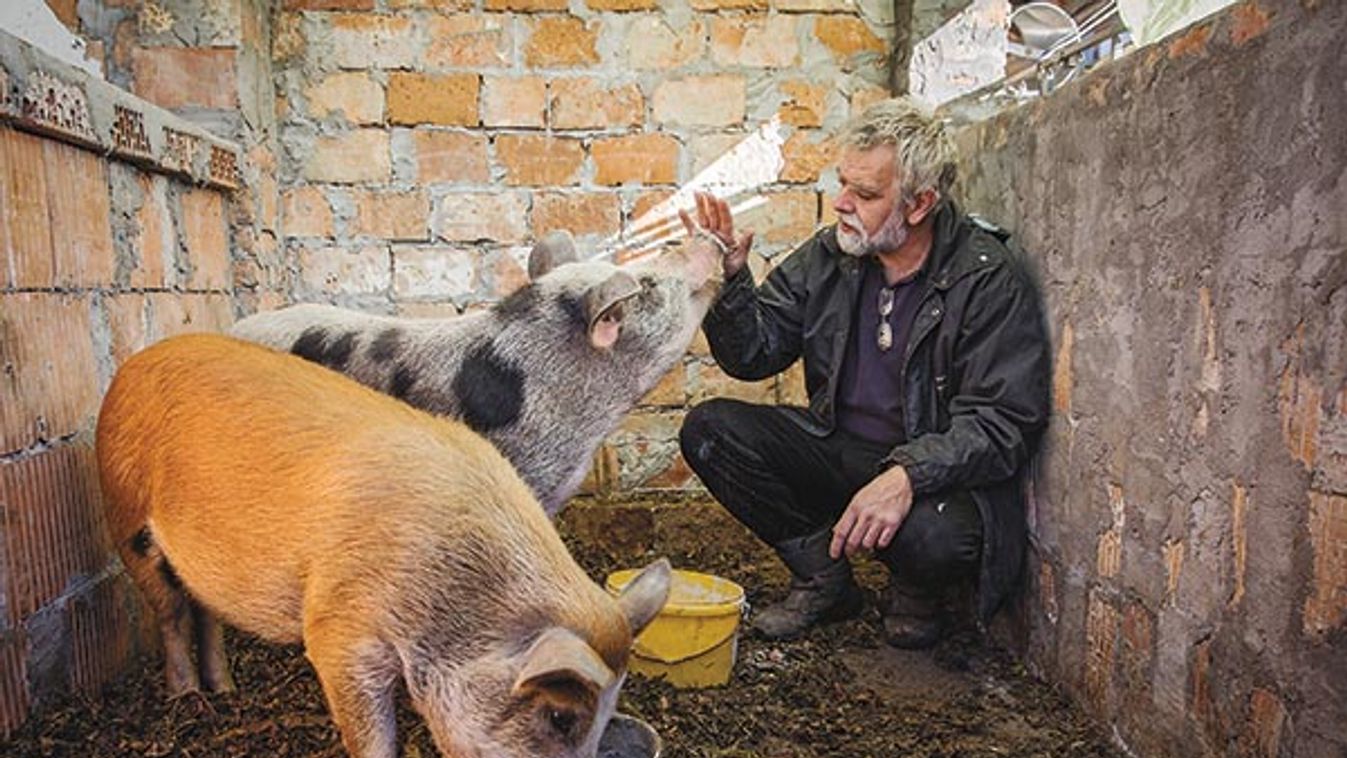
[702,201,1052,622]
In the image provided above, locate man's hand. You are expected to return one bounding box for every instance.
[830,465,913,559]
[678,191,754,277]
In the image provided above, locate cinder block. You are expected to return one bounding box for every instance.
[282,186,335,239]
[0,444,105,626]
[296,244,392,298]
[549,79,643,130]
[304,72,383,125]
[532,191,620,238]
[304,130,391,184]
[1,129,55,288]
[495,135,583,187]
[425,14,511,69]
[388,73,479,127]
[353,189,430,241]
[625,17,705,71]
[43,141,115,288]
[481,76,546,128]
[392,244,479,300]
[103,293,148,368]
[432,192,528,243]
[524,17,600,68]
[710,15,800,68]
[0,294,100,453]
[329,14,420,70]
[592,134,679,186]
[653,75,746,128]
[412,130,489,184]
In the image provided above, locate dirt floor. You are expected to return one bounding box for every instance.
[2,494,1124,758]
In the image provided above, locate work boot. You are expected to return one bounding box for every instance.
[752,528,864,640]
[878,579,944,650]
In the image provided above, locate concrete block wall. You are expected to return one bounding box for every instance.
[0,26,244,734]
[949,1,1346,755]
[269,0,893,494]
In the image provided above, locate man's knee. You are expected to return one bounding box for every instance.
[678,398,738,472]
[882,493,982,583]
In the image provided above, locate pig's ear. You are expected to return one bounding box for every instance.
[617,558,672,637]
[528,230,578,279]
[584,270,643,350]
[512,627,615,700]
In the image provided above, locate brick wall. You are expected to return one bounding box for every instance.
[949,1,1347,755]
[0,27,243,735]
[269,0,894,494]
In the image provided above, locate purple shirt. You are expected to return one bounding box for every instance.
[835,259,926,447]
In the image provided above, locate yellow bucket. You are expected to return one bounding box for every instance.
[605,568,745,688]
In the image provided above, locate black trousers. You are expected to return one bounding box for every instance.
[679,398,982,589]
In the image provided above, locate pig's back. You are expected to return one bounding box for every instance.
[97,333,555,642]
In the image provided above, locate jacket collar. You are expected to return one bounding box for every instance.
[823,200,1001,289]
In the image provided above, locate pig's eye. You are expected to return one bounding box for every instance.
[547,708,579,739]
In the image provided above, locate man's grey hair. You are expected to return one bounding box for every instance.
[839,98,957,202]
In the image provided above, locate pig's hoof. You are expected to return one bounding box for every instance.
[204,672,236,694]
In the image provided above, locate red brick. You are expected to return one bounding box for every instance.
[131,47,237,110]
[775,0,852,9]
[1,129,55,288]
[482,76,546,128]
[1231,2,1273,46]
[592,133,679,186]
[489,245,530,296]
[0,633,29,736]
[103,293,148,368]
[180,188,231,290]
[653,75,746,127]
[146,293,234,341]
[46,0,79,27]
[710,15,799,68]
[689,0,765,9]
[389,0,473,7]
[525,17,600,68]
[43,141,115,287]
[388,72,480,127]
[814,17,885,65]
[353,189,430,240]
[1167,22,1214,59]
[1053,321,1074,414]
[282,186,335,238]
[128,174,172,288]
[67,576,134,694]
[495,135,584,187]
[486,0,567,9]
[1304,491,1347,635]
[0,293,100,453]
[550,78,644,130]
[412,130,489,183]
[425,15,511,69]
[0,444,105,624]
[532,191,621,238]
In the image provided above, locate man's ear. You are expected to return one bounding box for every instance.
[904,189,940,226]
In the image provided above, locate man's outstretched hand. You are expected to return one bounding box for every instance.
[679,191,754,277]
[830,465,913,560]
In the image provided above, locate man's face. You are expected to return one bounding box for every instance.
[833,145,907,257]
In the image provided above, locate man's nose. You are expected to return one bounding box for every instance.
[833,190,853,215]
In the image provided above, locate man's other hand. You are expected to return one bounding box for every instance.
[830,465,913,559]
[679,191,753,277]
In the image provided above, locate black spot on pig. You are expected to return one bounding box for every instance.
[158,560,184,590]
[452,342,523,432]
[496,285,540,319]
[292,327,359,371]
[390,365,417,400]
[557,294,586,329]
[291,327,329,364]
[130,528,153,557]
[368,328,402,363]
[325,331,358,370]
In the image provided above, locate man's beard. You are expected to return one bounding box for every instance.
[836,205,908,258]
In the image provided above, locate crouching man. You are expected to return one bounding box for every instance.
[678,98,1051,648]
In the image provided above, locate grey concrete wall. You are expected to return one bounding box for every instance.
[949,1,1346,755]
